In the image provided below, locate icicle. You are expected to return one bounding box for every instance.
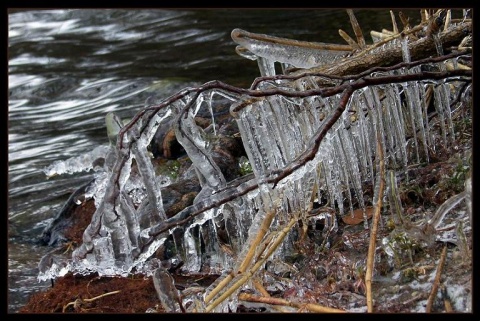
[207,91,217,136]
[440,83,455,145]
[367,87,393,171]
[320,153,336,212]
[174,99,227,194]
[328,142,345,216]
[354,90,375,181]
[402,82,420,163]
[235,45,257,61]
[119,190,141,258]
[264,97,291,163]
[253,100,285,171]
[432,34,445,58]
[433,83,450,146]
[183,225,202,272]
[256,56,276,77]
[401,36,411,63]
[340,124,366,213]
[419,84,432,161]
[131,126,167,222]
[410,78,429,162]
[386,170,405,227]
[383,84,408,171]
[236,104,269,178]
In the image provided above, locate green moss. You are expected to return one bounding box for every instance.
[238,156,253,176]
[155,159,181,180]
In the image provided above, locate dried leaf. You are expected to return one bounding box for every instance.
[341,207,374,225]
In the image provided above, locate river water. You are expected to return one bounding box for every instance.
[8,8,420,313]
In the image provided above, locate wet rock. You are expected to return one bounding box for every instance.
[39,179,95,246]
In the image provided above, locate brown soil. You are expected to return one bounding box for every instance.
[19,273,160,313]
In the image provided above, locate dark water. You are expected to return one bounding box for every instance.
[8,8,421,313]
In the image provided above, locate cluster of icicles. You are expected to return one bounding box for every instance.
[38,24,464,312]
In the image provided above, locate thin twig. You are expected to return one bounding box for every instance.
[238,293,345,313]
[426,245,448,312]
[62,290,121,313]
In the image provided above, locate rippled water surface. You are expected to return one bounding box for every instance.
[8,8,415,312]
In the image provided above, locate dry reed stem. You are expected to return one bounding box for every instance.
[231,28,352,52]
[370,30,391,40]
[381,29,395,35]
[359,22,427,58]
[238,293,345,313]
[366,129,385,313]
[426,245,448,313]
[237,210,276,273]
[205,216,297,312]
[205,210,276,305]
[204,272,234,304]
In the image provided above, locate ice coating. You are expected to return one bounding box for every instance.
[43,144,110,178]
[37,28,469,314]
[39,71,463,282]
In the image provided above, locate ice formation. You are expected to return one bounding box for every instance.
[37,17,471,313]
